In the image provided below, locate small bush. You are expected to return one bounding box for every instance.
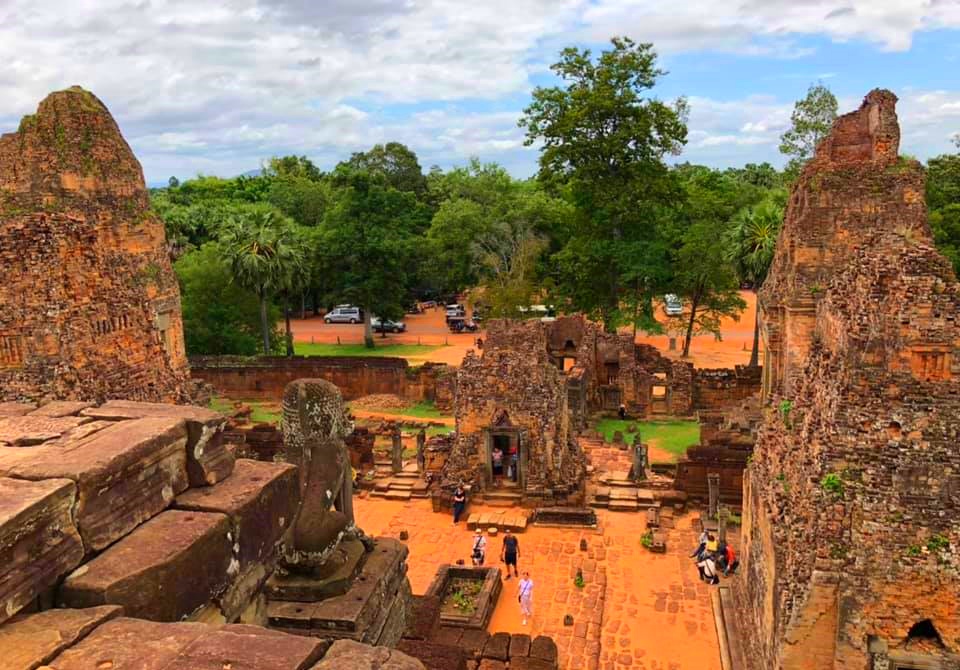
[574,571,585,589]
[779,399,794,428]
[640,531,653,549]
[927,535,950,552]
[820,473,844,497]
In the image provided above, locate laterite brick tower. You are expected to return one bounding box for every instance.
[0,87,189,402]
[736,90,960,669]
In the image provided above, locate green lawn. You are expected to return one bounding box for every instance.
[594,418,700,460]
[294,343,444,358]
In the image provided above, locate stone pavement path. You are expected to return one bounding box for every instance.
[354,497,722,670]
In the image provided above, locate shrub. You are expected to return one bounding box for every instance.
[640,531,653,549]
[820,473,844,497]
[927,535,950,552]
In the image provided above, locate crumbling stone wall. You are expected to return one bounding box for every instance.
[0,88,189,403]
[736,90,960,670]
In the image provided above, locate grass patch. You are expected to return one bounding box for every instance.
[594,418,700,461]
[354,399,449,420]
[294,343,444,358]
[208,397,282,425]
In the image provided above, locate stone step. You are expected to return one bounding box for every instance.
[387,481,414,491]
[607,500,640,511]
[59,510,233,621]
[384,490,412,501]
[410,491,430,499]
[483,490,523,500]
[588,498,609,509]
[393,471,419,480]
[608,488,639,500]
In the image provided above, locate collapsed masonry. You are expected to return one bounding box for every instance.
[0,87,190,403]
[0,396,418,668]
[734,90,960,669]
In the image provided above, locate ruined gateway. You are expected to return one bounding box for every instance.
[732,91,960,669]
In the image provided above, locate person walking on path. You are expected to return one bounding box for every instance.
[452,486,466,525]
[471,529,487,566]
[518,572,534,625]
[501,529,520,579]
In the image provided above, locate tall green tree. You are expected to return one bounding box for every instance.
[725,197,786,366]
[174,243,280,355]
[520,37,688,332]
[927,142,960,275]
[219,210,306,354]
[322,168,431,347]
[779,83,838,177]
[343,143,428,197]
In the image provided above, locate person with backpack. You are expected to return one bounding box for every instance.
[723,543,738,576]
[501,529,520,580]
[471,529,487,566]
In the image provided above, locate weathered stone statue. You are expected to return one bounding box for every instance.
[280,379,358,572]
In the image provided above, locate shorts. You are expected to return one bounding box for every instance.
[504,553,517,566]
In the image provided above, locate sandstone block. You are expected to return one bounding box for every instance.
[0,402,35,417]
[164,623,327,670]
[175,459,298,570]
[310,639,425,670]
[0,477,84,625]
[0,605,122,670]
[477,660,506,670]
[529,636,558,664]
[45,617,209,670]
[28,401,94,418]
[509,633,531,657]
[0,417,189,552]
[509,657,555,670]
[396,640,468,670]
[83,400,233,486]
[0,416,90,446]
[482,632,510,661]
[59,510,233,621]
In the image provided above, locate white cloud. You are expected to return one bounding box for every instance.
[580,0,960,54]
[0,1,958,181]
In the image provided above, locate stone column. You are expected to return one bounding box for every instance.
[718,505,729,545]
[416,428,426,473]
[707,472,720,519]
[632,441,646,482]
[391,429,403,474]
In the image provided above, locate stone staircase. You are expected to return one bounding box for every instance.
[369,471,430,501]
[588,471,660,512]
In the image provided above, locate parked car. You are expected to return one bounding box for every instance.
[372,317,406,333]
[448,316,479,333]
[664,294,683,317]
[445,304,466,321]
[325,306,362,324]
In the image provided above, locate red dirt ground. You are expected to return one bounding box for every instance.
[289,292,758,370]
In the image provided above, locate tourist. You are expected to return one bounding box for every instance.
[518,571,534,625]
[723,543,738,576]
[471,529,487,566]
[509,447,519,483]
[690,529,709,561]
[501,529,520,579]
[491,446,504,484]
[618,404,627,420]
[452,486,466,524]
[697,554,720,585]
[705,533,719,556]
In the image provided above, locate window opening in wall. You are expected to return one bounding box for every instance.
[604,362,619,384]
[652,385,666,399]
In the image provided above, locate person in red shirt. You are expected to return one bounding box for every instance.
[723,543,738,576]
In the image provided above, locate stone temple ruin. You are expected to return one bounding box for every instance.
[731,90,960,669]
[0,89,427,670]
[0,87,190,404]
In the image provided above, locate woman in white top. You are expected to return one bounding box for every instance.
[518,571,534,625]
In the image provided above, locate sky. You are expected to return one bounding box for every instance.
[1,0,959,185]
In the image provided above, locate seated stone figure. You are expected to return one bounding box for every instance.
[280,378,362,574]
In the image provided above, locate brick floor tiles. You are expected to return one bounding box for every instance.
[354,497,721,670]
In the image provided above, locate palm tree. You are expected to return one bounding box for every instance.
[725,198,784,367]
[219,210,305,355]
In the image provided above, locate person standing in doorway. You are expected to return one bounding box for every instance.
[471,529,487,566]
[452,486,466,525]
[501,529,520,580]
[491,446,504,486]
[518,571,534,625]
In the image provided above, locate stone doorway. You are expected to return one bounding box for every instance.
[484,427,525,491]
[602,387,621,411]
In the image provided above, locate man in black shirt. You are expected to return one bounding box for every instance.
[501,529,520,579]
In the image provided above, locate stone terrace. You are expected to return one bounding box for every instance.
[355,496,722,670]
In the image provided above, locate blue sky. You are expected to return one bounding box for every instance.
[0,0,958,184]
